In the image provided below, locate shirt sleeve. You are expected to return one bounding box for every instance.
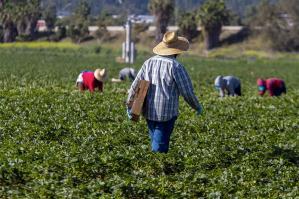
[126,65,145,106]
[173,63,201,110]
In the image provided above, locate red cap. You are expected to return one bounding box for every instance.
[257,78,266,86]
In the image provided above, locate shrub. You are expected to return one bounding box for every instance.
[132,23,150,42]
[55,26,67,40]
[249,0,299,51]
[177,12,199,41]
[16,34,32,42]
[93,22,109,42]
[0,26,3,42]
[67,22,90,44]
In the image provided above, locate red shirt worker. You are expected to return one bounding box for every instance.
[76,68,107,93]
[257,78,286,96]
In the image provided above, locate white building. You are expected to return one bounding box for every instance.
[36,20,47,32]
[128,15,155,24]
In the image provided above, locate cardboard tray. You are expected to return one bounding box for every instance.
[128,80,150,122]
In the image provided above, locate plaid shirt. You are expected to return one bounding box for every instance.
[127,55,201,121]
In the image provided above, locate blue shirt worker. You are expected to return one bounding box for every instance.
[119,67,136,81]
[126,31,203,153]
[214,75,241,97]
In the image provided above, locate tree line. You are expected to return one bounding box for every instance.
[1,0,299,52]
[39,0,276,17]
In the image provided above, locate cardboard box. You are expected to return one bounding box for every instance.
[129,80,150,122]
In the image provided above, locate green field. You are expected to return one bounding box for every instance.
[0,47,298,198]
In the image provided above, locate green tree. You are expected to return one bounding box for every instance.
[0,0,18,42]
[0,25,3,42]
[22,0,41,39]
[177,12,199,41]
[94,26,109,42]
[0,0,40,42]
[42,3,57,31]
[197,0,230,50]
[148,0,174,42]
[75,0,90,21]
[67,18,89,43]
[67,0,91,43]
[250,0,299,51]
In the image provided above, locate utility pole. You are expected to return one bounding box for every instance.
[121,10,135,64]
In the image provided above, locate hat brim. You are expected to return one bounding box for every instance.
[94,69,107,82]
[153,37,189,56]
[95,75,104,81]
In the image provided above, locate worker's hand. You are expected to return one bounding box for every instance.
[127,107,132,120]
[196,104,203,116]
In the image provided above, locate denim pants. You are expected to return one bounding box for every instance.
[146,117,177,153]
[273,83,287,96]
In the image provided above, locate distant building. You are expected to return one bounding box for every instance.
[36,20,47,32]
[57,10,71,19]
[112,15,120,19]
[128,15,155,24]
[280,13,294,27]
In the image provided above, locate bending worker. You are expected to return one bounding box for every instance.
[112,67,136,82]
[76,68,107,93]
[119,67,136,81]
[257,78,286,96]
[126,31,203,153]
[214,75,241,97]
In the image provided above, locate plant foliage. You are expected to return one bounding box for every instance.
[249,0,299,51]
[177,12,199,41]
[0,46,298,198]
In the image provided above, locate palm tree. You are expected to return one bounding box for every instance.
[178,12,198,41]
[0,1,18,42]
[23,1,41,39]
[198,0,229,50]
[75,0,91,21]
[148,0,174,42]
[0,0,40,42]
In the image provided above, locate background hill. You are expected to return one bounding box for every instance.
[41,0,277,17]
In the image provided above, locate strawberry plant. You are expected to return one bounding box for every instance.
[0,47,298,198]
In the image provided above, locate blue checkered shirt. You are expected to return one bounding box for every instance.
[127,55,201,121]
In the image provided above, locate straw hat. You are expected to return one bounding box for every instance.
[153,31,189,56]
[94,68,107,82]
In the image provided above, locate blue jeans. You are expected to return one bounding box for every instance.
[146,117,177,153]
[273,83,287,96]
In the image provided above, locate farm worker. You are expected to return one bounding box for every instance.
[126,31,203,153]
[119,67,136,81]
[257,78,286,96]
[214,75,241,97]
[76,68,107,93]
[111,67,136,82]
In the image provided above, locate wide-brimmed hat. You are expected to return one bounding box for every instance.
[153,32,189,56]
[94,68,107,82]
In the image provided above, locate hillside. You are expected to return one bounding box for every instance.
[41,0,277,17]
